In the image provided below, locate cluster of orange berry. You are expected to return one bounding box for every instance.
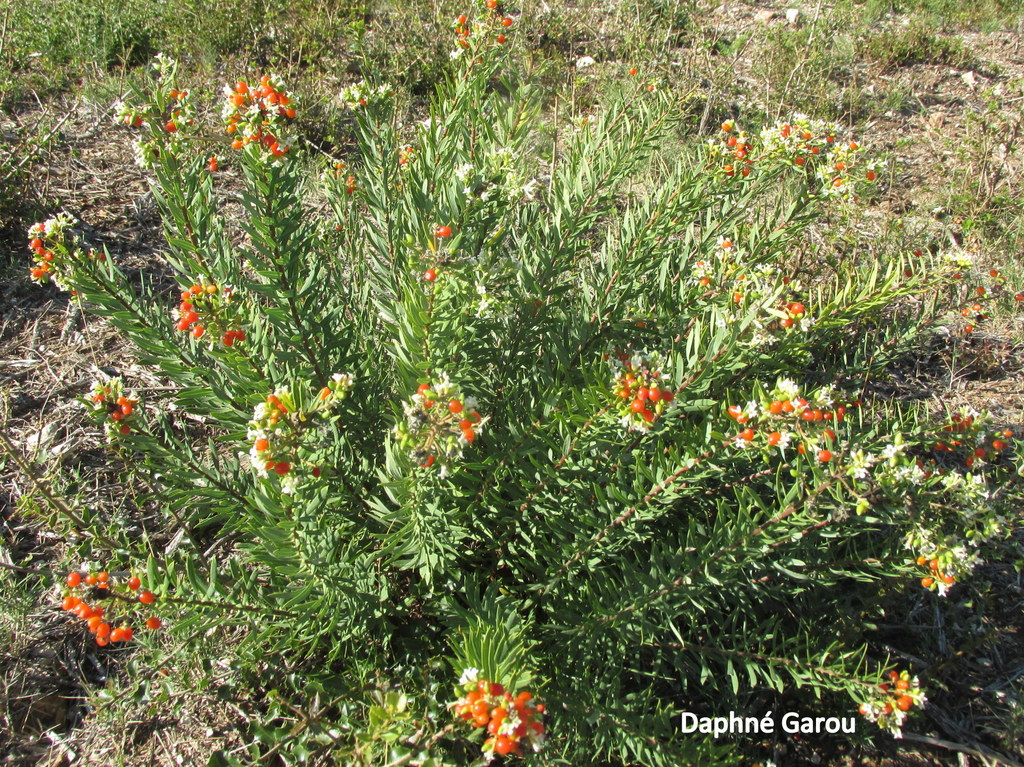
[247,376,352,492]
[88,378,138,439]
[954,267,1023,333]
[331,161,357,194]
[916,555,957,591]
[713,117,879,199]
[173,281,244,346]
[455,676,545,757]
[222,76,296,157]
[934,413,1013,468]
[27,215,75,287]
[725,381,860,461]
[716,121,754,179]
[394,376,484,474]
[160,88,194,134]
[249,389,300,480]
[453,4,513,49]
[61,570,162,646]
[775,301,807,329]
[858,670,925,735]
[607,349,674,433]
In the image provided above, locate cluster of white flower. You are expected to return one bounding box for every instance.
[452,147,540,204]
[245,375,353,494]
[395,374,486,477]
[338,81,394,110]
[28,214,74,242]
[116,56,199,169]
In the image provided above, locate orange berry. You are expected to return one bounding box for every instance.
[921,576,934,588]
[67,572,82,588]
[139,590,156,604]
[495,736,513,755]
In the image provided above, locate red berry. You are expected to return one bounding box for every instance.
[434,225,452,238]
[139,590,156,604]
[274,461,290,475]
[67,572,82,588]
[85,574,98,586]
[818,450,832,462]
[222,332,236,346]
[448,399,463,414]
[896,696,913,711]
[739,428,755,441]
[127,576,141,591]
[423,269,437,282]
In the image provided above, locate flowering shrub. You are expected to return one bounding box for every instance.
[34,23,1023,765]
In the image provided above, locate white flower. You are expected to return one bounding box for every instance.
[459,667,481,685]
[880,443,905,460]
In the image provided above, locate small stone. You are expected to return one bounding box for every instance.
[575,55,596,70]
[785,7,801,24]
[755,9,776,22]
